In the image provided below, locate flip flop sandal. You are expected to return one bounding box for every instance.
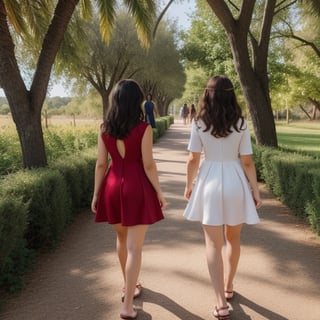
[225,290,234,300]
[213,305,230,320]
[121,283,142,302]
[120,308,138,319]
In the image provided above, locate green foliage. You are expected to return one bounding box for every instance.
[0,104,10,115]
[0,197,28,264]
[137,20,186,106]
[0,128,23,175]
[252,144,265,182]
[276,123,320,158]
[180,1,237,84]
[0,195,32,292]
[181,1,233,73]
[0,238,34,293]
[254,145,320,234]
[1,169,72,249]
[53,92,102,117]
[0,147,97,293]
[46,96,72,109]
[0,124,97,176]
[51,152,96,212]
[153,116,174,142]
[305,169,320,234]
[55,12,185,117]
[155,119,166,137]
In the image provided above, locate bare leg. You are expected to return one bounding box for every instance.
[114,224,128,284]
[224,224,243,294]
[202,225,228,310]
[121,225,148,317]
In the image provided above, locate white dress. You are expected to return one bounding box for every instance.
[183,119,260,226]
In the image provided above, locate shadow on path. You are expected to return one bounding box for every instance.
[230,292,288,320]
[134,287,205,320]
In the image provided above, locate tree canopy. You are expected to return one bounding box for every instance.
[0,0,157,168]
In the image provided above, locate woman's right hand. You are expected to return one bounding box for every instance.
[252,189,262,209]
[157,191,167,209]
[91,195,98,214]
[184,186,192,200]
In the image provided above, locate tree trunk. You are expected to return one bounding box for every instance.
[207,0,278,147]
[225,31,277,146]
[16,111,47,168]
[309,98,320,120]
[299,104,312,120]
[101,90,111,121]
[0,0,79,168]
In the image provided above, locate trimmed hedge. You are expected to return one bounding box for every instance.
[153,116,174,142]
[306,169,320,234]
[0,152,96,293]
[253,145,320,234]
[0,197,32,292]
[51,153,96,212]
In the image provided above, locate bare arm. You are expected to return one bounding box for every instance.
[141,125,167,209]
[184,151,201,200]
[240,154,262,208]
[91,128,109,213]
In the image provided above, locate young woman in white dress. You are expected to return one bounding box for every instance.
[183,75,262,320]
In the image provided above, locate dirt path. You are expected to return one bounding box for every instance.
[1,121,320,320]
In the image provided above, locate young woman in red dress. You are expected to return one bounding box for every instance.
[91,79,167,319]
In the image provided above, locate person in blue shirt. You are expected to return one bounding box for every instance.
[144,93,157,128]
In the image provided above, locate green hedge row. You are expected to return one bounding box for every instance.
[0,116,173,293]
[153,116,174,141]
[0,152,96,292]
[253,145,320,235]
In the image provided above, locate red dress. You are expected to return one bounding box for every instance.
[95,121,164,226]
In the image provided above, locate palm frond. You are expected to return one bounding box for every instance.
[80,0,93,20]
[24,0,53,40]
[97,0,117,43]
[123,0,156,48]
[4,0,27,33]
[4,0,53,40]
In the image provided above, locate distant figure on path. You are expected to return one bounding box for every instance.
[183,75,261,320]
[144,93,157,128]
[181,103,189,125]
[189,103,196,122]
[91,79,167,319]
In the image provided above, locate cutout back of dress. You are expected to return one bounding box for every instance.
[116,139,125,159]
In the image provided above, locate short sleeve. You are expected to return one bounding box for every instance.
[188,120,202,152]
[239,122,253,155]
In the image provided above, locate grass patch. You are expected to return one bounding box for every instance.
[276,121,320,157]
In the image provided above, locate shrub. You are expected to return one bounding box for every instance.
[155,119,166,137]
[0,198,33,292]
[0,169,72,249]
[0,238,34,292]
[0,130,22,175]
[255,145,320,234]
[305,169,320,234]
[51,151,96,211]
[0,197,28,264]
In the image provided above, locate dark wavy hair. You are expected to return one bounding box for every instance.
[103,79,145,139]
[197,75,245,137]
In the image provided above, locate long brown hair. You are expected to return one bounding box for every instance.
[197,75,245,137]
[103,79,145,139]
